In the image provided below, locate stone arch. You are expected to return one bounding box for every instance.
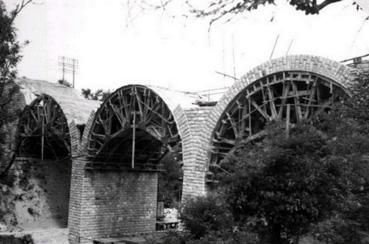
[17,94,73,159]
[69,84,190,242]
[83,84,186,167]
[10,93,80,229]
[181,55,355,200]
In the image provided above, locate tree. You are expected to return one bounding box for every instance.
[0,0,33,172]
[310,70,369,243]
[139,0,360,24]
[157,153,183,208]
[57,79,72,87]
[214,70,369,244]
[219,122,353,244]
[81,88,111,101]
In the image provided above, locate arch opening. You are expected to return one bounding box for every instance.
[17,94,71,160]
[88,85,181,165]
[208,70,348,183]
[10,94,72,230]
[87,85,183,207]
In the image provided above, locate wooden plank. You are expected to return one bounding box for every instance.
[240,104,247,138]
[266,85,278,119]
[226,112,239,138]
[107,100,126,128]
[291,81,303,122]
[313,99,333,117]
[251,99,271,121]
[278,82,290,119]
[213,137,236,145]
[286,103,290,138]
[41,111,44,161]
[248,101,252,136]
[304,78,317,119]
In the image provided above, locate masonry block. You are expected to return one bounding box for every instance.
[68,158,158,244]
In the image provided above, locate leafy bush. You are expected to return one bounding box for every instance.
[220,123,354,243]
[180,194,233,239]
[158,152,183,208]
[157,228,259,244]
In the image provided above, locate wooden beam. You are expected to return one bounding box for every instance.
[291,81,303,122]
[266,85,278,119]
[304,78,317,119]
[251,99,271,121]
[131,106,136,169]
[278,82,290,119]
[226,112,239,138]
[248,101,252,136]
[41,108,44,161]
[286,103,290,138]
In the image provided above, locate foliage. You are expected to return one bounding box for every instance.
[310,70,369,244]
[144,195,259,243]
[81,88,111,101]
[219,122,353,243]
[191,0,346,22]
[57,79,72,87]
[0,0,31,166]
[0,2,20,81]
[161,230,189,244]
[149,227,259,244]
[180,194,234,239]
[158,153,183,207]
[155,71,369,244]
[140,0,359,24]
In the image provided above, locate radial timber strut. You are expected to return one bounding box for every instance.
[17,94,71,160]
[208,71,346,182]
[88,85,181,167]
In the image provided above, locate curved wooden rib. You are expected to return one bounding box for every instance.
[17,94,71,160]
[209,71,347,182]
[88,85,181,165]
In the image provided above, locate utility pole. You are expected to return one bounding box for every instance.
[58,56,78,88]
[232,34,237,82]
[61,56,65,81]
[269,34,280,60]
[72,59,76,88]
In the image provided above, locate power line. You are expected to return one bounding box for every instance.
[58,56,79,88]
[269,34,280,60]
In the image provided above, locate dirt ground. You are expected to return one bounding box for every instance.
[0,228,69,244]
[0,159,71,231]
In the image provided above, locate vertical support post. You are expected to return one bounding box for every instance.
[248,101,252,136]
[41,106,44,161]
[269,34,279,60]
[72,59,76,88]
[62,56,65,81]
[131,103,136,169]
[286,103,290,138]
[232,34,237,82]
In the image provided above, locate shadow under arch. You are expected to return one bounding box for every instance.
[204,55,355,187]
[86,84,182,167]
[17,94,71,159]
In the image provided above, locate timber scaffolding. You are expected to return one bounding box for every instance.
[341,53,369,70]
[9,53,368,167]
[5,54,364,243]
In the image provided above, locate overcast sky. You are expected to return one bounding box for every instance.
[4,0,369,92]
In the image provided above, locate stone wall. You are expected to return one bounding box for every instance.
[68,158,158,244]
[180,107,213,201]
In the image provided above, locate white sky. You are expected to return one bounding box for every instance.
[4,0,369,92]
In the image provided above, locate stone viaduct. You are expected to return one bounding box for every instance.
[3,55,354,243]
